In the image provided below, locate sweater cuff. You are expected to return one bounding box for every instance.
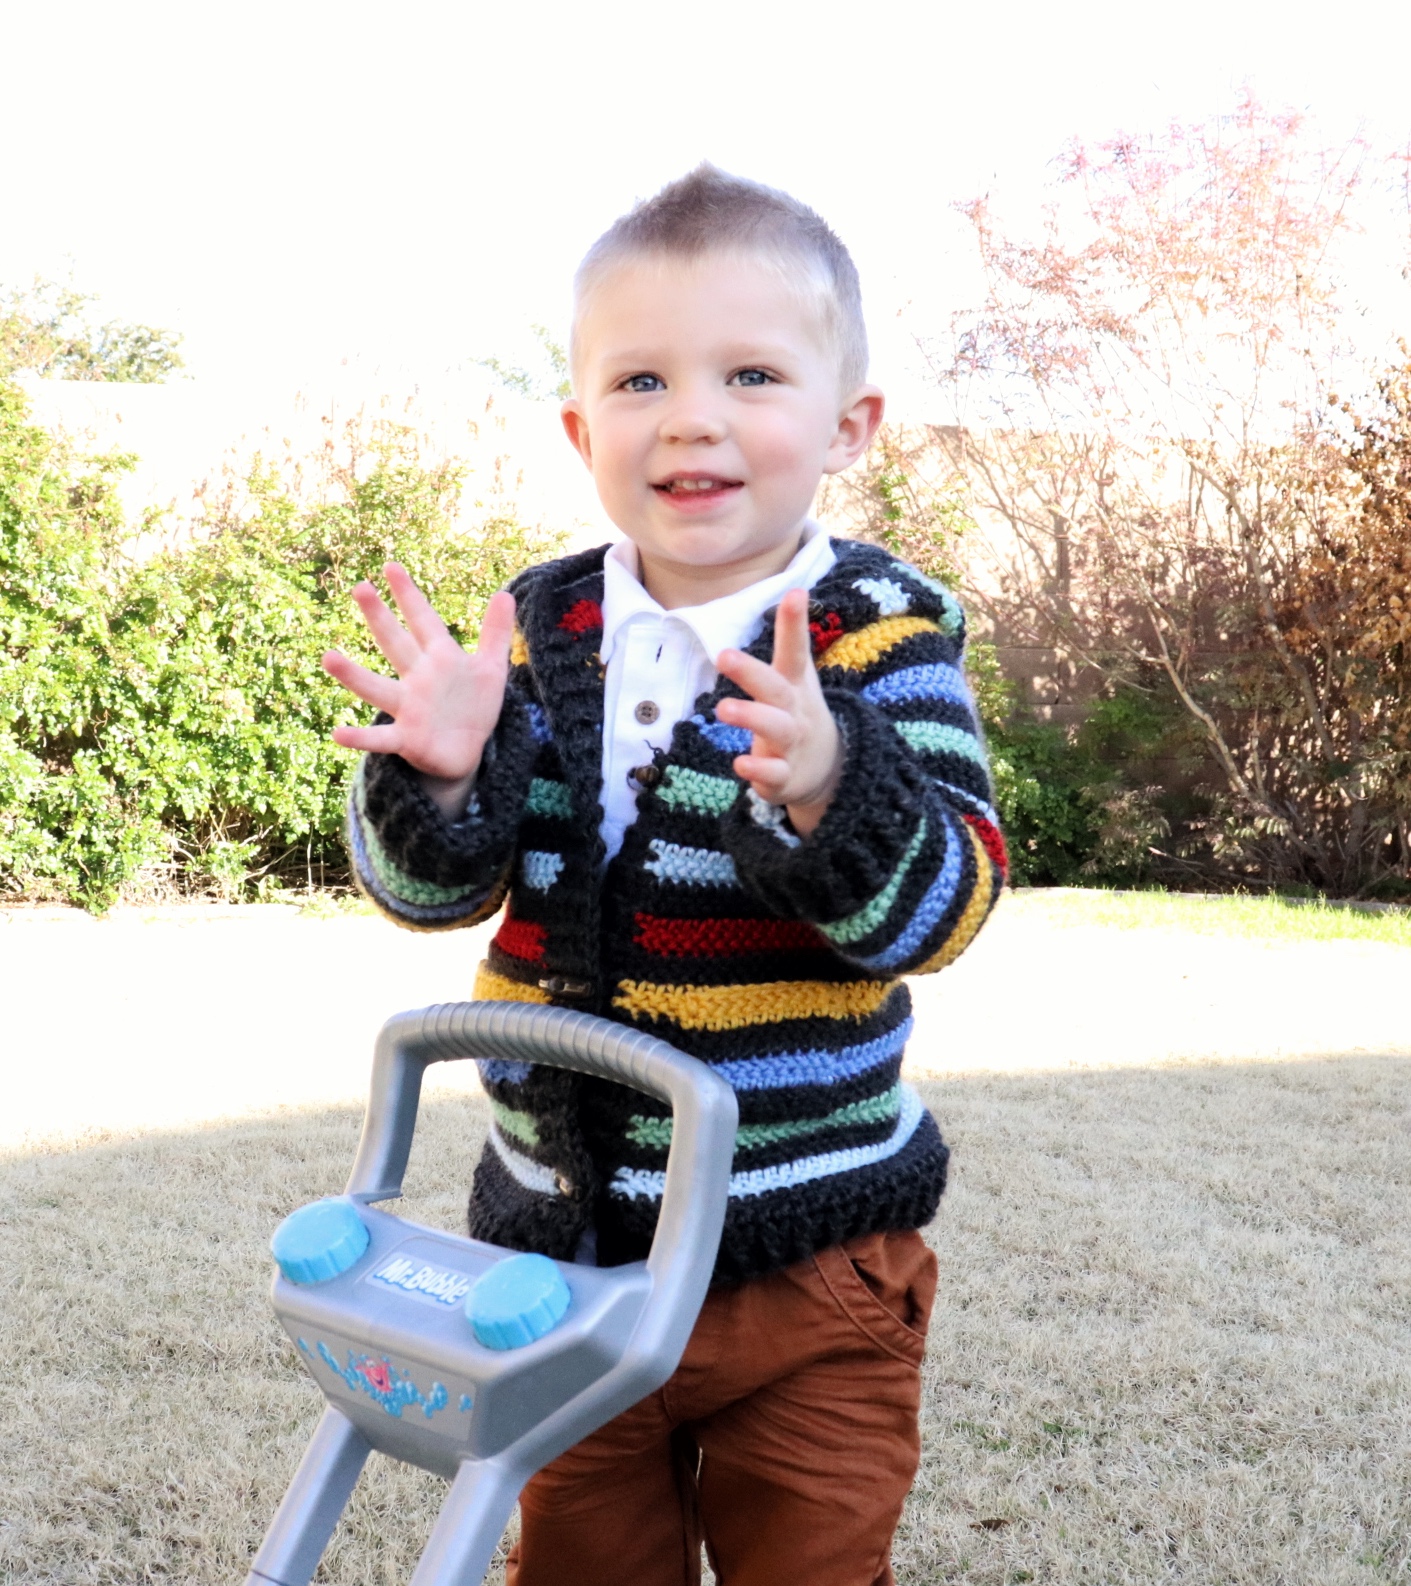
[720,690,930,925]
[354,698,537,892]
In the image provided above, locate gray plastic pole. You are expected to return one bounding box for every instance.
[406,1457,526,1586]
[245,1406,372,1586]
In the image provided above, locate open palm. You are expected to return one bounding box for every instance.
[322,562,516,789]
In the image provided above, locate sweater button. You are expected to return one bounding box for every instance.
[555,1174,576,1197]
[629,763,663,791]
[634,700,661,725]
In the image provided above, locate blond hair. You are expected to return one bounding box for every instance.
[572,164,869,394]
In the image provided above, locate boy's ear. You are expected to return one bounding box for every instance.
[824,386,885,475]
[560,398,593,470]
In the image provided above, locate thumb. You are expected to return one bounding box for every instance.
[477,590,518,667]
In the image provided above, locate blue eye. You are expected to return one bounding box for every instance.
[731,368,774,388]
[622,373,664,393]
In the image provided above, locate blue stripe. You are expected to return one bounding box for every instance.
[526,703,552,744]
[521,850,564,891]
[609,1086,926,1202]
[690,715,752,755]
[644,839,739,887]
[710,1018,913,1091]
[862,663,970,709]
[850,810,966,970]
[935,779,998,825]
[479,1058,534,1085]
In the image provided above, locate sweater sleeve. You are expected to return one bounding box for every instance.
[346,678,539,931]
[720,572,1007,977]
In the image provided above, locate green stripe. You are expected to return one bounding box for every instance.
[526,777,574,819]
[628,1085,902,1151]
[354,774,485,907]
[897,565,964,636]
[818,818,928,946]
[492,1101,540,1147]
[894,720,986,766]
[656,765,740,817]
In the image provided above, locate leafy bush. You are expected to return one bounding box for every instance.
[0,379,561,909]
[968,642,1192,886]
[821,428,1193,888]
[1,277,184,382]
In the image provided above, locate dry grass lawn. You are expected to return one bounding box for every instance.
[6,1053,1409,1584]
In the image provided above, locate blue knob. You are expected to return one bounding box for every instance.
[466,1253,571,1350]
[272,1198,370,1285]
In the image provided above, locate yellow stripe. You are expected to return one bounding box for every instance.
[474,962,552,1005]
[820,616,939,672]
[613,977,896,1032]
[510,628,529,667]
[917,826,996,973]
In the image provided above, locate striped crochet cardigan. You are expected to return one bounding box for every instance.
[349,538,1006,1283]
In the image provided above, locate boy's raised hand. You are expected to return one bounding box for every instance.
[715,587,843,839]
[322,563,516,815]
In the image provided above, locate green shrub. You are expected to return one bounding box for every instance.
[969,641,1194,887]
[0,379,562,909]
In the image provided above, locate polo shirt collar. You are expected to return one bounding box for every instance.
[600,522,836,663]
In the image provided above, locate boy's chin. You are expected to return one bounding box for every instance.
[631,522,807,571]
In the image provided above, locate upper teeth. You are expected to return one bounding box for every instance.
[671,479,720,491]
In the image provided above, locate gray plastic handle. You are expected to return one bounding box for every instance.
[345,1000,738,1382]
[249,1003,738,1586]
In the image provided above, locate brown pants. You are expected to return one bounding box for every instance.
[506,1228,937,1586]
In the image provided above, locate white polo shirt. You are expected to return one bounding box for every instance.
[597,524,836,861]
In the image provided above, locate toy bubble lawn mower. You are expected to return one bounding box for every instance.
[244,1001,737,1586]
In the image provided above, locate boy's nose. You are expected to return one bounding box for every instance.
[657,393,727,446]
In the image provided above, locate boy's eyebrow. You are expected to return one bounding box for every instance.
[595,340,808,370]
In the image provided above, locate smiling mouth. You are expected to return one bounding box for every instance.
[653,474,743,495]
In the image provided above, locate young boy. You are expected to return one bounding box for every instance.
[323,166,1006,1586]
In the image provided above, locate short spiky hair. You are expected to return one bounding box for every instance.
[572,164,869,394]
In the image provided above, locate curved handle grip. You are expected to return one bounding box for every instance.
[344,1001,738,1359]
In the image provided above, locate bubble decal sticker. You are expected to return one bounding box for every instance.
[313,1340,450,1420]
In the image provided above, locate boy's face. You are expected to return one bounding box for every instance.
[561,250,882,601]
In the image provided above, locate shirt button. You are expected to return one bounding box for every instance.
[634,700,661,725]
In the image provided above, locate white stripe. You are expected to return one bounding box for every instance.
[490,1125,561,1195]
[609,1086,926,1203]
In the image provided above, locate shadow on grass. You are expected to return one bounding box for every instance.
[4,1055,1410,1584]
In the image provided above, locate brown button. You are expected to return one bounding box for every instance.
[537,975,594,998]
[555,1174,576,1197]
[629,763,663,791]
[634,699,661,725]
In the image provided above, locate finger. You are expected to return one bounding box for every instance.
[716,647,794,708]
[716,696,798,748]
[351,580,419,673]
[733,754,791,801]
[770,588,816,685]
[385,562,451,650]
[322,650,401,715]
[475,589,517,669]
[332,721,405,754]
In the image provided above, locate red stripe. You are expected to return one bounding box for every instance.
[558,598,603,636]
[633,913,825,958]
[964,813,1009,880]
[494,913,547,963]
[809,611,844,656]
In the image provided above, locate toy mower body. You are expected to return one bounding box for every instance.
[245,1001,737,1586]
